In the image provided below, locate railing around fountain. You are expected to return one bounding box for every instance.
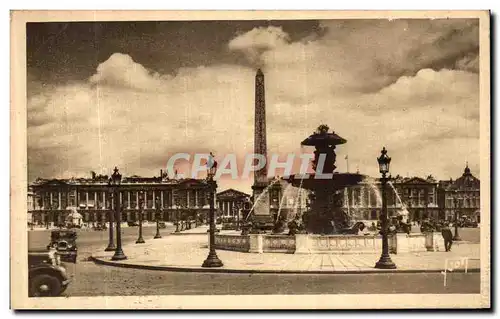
[214,231,439,254]
[214,234,250,252]
[307,234,382,253]
[263,235,296,253]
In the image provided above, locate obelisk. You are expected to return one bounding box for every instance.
[251,69,273,228]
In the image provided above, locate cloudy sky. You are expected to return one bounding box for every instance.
[27,19,480,193]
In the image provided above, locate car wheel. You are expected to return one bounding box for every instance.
[30,274,62,297]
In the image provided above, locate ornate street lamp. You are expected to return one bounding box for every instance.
[453,190,462,241]
[174,198,181,232]
[202,153,223,268]
[375,147,397,269]
[105,182,116,252]
[110,167,127,260]
[154,197,162,239]
[136,190,145,244]
[235,201,241,231]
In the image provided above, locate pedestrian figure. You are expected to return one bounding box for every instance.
[441,223,453,252]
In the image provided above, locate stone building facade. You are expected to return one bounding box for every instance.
[216,188,251,222]
[29,171,212,225]
[341,175,440,222]
[28,166,481,226]
[438,164,481,222]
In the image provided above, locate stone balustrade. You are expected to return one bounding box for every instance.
[263,235,296,253]
[214,232,441,255]
[214,234,250,252]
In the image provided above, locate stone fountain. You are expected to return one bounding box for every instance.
[288,124,365,234]
[213,124,440,254]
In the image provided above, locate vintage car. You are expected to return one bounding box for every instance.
[127,221,139,227]
[158,221,167,229]
[28,249,70,297]
[46,230,78,263]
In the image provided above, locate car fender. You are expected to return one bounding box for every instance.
[29,265,69,282]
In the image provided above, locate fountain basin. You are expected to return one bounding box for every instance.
[301,131,347,146]
[213,232,440,255]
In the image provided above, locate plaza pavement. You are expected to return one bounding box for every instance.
[91,226,480,274]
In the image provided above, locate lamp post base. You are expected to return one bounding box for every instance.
[105,244,116,252]
[111,249,127,261]
[453,235,462,241]
[202,251,223,268]
[374,255,397,269]
[154,233,162,239]
[136,237,145,244]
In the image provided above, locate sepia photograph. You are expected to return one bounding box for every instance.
[10,10,490,309]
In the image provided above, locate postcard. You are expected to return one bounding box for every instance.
[10,10,490,309]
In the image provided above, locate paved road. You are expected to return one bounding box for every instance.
[28,224,177,256]
[451,227,480,243]
[28,227,480,296]
[63,260,479,296]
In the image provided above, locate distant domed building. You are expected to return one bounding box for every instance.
[438,163,481,223]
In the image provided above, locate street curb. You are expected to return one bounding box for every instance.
[90,256,480,275]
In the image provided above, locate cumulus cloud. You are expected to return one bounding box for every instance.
[27,19,481,193]
[89,53,167,91]
[28,55,257,191]
[228,26,290,66]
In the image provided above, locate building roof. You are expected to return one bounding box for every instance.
[30,174,206,187]
[447,164,480,191]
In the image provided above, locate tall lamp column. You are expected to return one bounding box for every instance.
[111,167,127,260]
[175,199,181,232]
[154,197,162,239]
[105,185,116,252]
[235,201,241,231]
[375,147,397,269]
[202,153,223,268]
[136,190,145,244]
[453,191,462,241]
